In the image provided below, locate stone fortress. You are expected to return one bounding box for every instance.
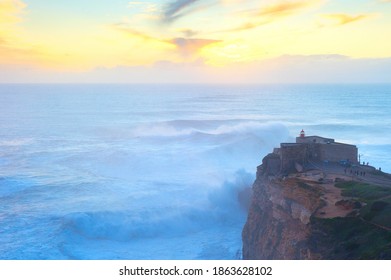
[263,130,358,175]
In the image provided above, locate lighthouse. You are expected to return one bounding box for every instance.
[300,129,305,138]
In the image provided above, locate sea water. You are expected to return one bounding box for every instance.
[0,84,390,259]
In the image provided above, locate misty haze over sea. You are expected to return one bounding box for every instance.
[0,84,390,259]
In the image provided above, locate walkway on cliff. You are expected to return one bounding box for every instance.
[306,160,391,188]
[359,217,391,232]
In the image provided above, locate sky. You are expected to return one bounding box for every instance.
[1,0,391,83]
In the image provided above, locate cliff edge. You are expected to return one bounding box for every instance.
[242,153,391,260]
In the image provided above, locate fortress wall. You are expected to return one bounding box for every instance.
[318,144,358,163]
[307,143,322,161]
[280,144,308,173]
[296,136,334,144]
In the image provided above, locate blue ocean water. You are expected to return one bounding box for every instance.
[0,84,390,259]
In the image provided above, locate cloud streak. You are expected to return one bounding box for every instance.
[320,13,370,26]
[112,23,166,43]
[258,0,316,17]
[216,0,321,33]
[162,0,202,23]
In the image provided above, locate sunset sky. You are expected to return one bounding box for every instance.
[1,0,391,83]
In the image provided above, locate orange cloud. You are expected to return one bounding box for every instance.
[217,0,321,33]
[171,38,221,57]
[258,0,316,17]
[112,23,168,43]
[213,20,270,33]
[320,13,370,26]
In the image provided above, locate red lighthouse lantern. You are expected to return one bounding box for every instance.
[300,129,305,138]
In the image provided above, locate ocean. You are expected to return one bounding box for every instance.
[0,84,390,259]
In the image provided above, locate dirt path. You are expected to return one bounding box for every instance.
[298,170,355,218]
[314,173,356,218]
[359,217,391,232]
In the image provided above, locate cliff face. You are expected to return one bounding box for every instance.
[242,154,391,260]
[242,164,324,259]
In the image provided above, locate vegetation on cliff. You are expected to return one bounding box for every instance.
[312,181,391,259]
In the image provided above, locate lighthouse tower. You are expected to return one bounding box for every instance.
[300,129,305,138]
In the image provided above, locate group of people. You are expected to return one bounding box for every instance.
[344,168,366,177]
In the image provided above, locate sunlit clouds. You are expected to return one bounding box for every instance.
[1,0,391,82]
[0,0,25,24]
[318,13,371,26]
[0,0,31,63]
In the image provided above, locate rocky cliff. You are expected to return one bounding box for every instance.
[242,154,391,260]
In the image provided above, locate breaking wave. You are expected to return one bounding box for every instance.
[61,170,254,243]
